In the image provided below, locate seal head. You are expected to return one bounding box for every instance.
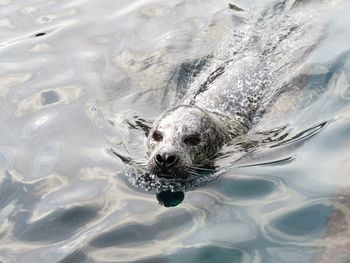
[147,105,230,179]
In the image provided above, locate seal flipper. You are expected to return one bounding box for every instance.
[124,114,154,137]
[109,148,133,164]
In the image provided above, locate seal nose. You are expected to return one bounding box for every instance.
[155,153,178,169]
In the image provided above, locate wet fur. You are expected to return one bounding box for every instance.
[147,105,230,178]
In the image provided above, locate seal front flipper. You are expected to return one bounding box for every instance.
[109,148,133,165]
[124,113,154,137]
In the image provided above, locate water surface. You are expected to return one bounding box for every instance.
[1,0,350,262]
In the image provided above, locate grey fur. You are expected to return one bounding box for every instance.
[146,105,248,179]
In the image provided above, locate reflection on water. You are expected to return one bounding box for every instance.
[263,201,331,243]
[1,0,350,262]
[220,176,278,199]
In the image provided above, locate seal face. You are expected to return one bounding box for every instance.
[147,105,229,179]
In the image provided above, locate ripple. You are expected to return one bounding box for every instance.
[271,121,328,148]
[0,17,15,29]
[58,250,88,263]
[219,176,278,199]
[236,156,296,168]
[34,8,78,25]
[0,0,12,6]
[262,200,332,244]
[0,73,32,98]
[169,245,250,263]
[22,110,57,138]
[188,221,257,245]
[13,206,99,243]
[33,141,60,177]
[0,172,25,210]
[0,147,15,169]
[21,4,41,14]
[140,5,172,18]
[16,85,83,117]
[0,0,348,262]
[89,209,193,248]
[266,247,315,263]
[28,43,52,53]
[129,256,170,263]
[0,152,7,167]
[35,15,57,25]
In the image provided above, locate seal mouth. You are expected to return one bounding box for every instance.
[150,163,217,181]
[149,165,190,180]
[155,168,188,179]
[157,173,176,179]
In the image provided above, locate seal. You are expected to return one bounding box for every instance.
[146,1,324,180]
[146,104,251,179]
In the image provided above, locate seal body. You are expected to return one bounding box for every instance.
[146,1,324,179]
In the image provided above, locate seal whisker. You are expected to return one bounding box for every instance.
[187,168,205,177]
[188,169,201,174]
[189,164,216,170]
[190,164,215,169]
[204,151,222,161]
[190,167,216,172]
[180,168,193,179]
[173,167,183,179]
[187,171,200,178]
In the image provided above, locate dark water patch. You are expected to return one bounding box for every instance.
[263,201,331,242]
[34,32,47,37]
[170,245,246,263]
[127,256,170,263]
[219,177,277,199]
[299,50,350,108]
[267,246,316,263]
[14,206,99,243]
[41,90,60,105]
[0,153,7,167]
[0,173,26,210]
[59,250,92,263]
[90,222,152,247]
[90,209,193,248]
[0,171,44,210]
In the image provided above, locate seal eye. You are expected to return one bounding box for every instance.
[184,134,201,146]
[152,131,163,142]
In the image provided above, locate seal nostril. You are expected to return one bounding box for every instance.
[155,153,177,169]
[155,154,164,166]
[166,155,177,167]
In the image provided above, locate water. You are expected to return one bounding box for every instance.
[1,0,350,262]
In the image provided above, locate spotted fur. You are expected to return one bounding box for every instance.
[147,105,242,179]
[146,0,324,180]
